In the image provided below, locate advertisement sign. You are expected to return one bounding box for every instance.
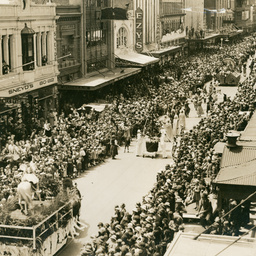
[135,7,143,53]
[1,77,57,97]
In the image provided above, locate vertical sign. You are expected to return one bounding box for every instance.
[135,7,143,53]
[54,30,57,61]
[156,15,160,49]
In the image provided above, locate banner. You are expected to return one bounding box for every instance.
[101,7,128,20]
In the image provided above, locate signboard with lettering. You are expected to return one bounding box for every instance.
[135,7,143,53]
[0,77,57,97]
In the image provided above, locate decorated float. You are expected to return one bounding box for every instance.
[216,58,241,86]
[0,175,81,256]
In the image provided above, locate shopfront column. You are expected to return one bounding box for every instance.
[47,31,52,64]
[33,33,37,68]
[16,32,23,73]
[42,32,47,58]
[3,35,9,65]
[10,34,16,71]
[37,32,42,66]
[0,36,2,75]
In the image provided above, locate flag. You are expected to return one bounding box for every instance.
[101,7,128,20]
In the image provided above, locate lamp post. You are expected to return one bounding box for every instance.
[220,37,223,48]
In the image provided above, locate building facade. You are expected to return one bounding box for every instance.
[56,5,82,84]
[184,0,204,33]
[0,0,58,127]
[234,0,256,32]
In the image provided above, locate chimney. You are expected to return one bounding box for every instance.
[226,132,240,148]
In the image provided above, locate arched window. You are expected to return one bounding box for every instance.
[116,27,128,48]
[21,23,35,71]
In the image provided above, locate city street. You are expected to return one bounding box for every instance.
[57,81,239,256]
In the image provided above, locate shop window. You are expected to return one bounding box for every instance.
[116,27,128,48]
[21,24,35,71]
[2,36,9,75]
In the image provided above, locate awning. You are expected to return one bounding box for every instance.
[115,52,159,67]
[164,232,256,256]
[78,103,110,112]
[213,142,226,154]
[240,111,256,141]
[150,45,182,57]
[215,160,256,186]
[187,33,220,42]
[59,67,141,91]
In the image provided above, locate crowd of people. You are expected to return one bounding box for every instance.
[0,33,255,255]
[80,37,256,255]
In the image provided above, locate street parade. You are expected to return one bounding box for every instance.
[0,31,256,255]
[1,0,256,256]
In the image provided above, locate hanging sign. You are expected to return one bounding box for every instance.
[135,7,143,53]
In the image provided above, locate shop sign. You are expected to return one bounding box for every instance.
[2,77,58,97]
[54,31,57,61]
[61,25,75,30]
[156,15,160,42]
[135,7,143,53]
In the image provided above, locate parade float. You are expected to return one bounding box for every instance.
[0,176,79,256]
[216,58,241,86]
[142,104,161,158]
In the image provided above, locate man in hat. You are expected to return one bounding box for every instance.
[197,192,213,228]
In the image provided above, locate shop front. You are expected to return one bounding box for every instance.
[0,77,58,146]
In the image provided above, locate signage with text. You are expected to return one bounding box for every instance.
[0,77,57,98]
[135,7,143,53]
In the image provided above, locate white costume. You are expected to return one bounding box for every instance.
[135,130,144,156]
[160,128,167,158]
[173,114,179,136]
[179,110,186,132]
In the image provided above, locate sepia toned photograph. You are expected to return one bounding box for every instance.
[0,0,256,255]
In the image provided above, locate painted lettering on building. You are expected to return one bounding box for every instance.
[9,84,34,95]
[135,7,143,53]
[7,77,57,96]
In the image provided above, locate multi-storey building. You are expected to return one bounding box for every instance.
[0,0,58,123]
[184,0,204,32]
[112,0,159,67]
[234,0,256,32]
[124,0,186,64]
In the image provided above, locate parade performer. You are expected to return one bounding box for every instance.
[160,128,167,158]
[172,114,179,137]
[135,129,144,156]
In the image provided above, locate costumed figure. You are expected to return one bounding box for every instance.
[17,172,40,215]
[172,114,179,137]
[160,128,167,158]
[178,109,186,133]
[135,129,144,156]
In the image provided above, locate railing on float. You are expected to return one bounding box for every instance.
[0,201,73,251]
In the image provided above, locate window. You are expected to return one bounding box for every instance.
[116,27,128,48]
[21,24,35,71]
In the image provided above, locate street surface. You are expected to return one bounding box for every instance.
[57,64,245,255]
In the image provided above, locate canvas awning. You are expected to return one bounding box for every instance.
[115,52,159,67]
[78,103,110,112]
[59,67,141,91]
[164,232,256,256]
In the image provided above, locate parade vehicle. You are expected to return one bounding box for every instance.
[0,202,74,256]
[0,177,81,256]
[216,58,241,86]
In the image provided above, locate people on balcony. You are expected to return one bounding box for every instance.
[2,60,9,75]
